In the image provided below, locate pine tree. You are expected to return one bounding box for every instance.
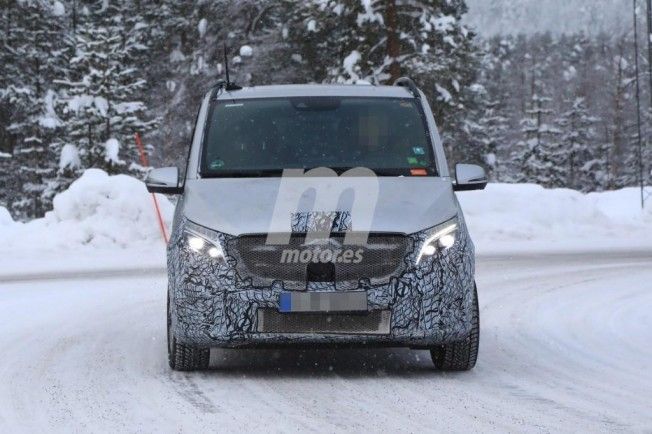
[609,36,638,189]
[557,97,606,191]
[0,2,16,210]
[472,37,519,180]
[514,94,565,187]
[0,0,68,219]
[473,98,510,180]
[55,0,155,179]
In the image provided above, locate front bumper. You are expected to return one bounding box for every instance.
[167,219,476,349]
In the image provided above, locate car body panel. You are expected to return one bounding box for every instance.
[181,177,457,236]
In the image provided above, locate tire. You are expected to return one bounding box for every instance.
[430,284,480,371]
[167,292,210,371]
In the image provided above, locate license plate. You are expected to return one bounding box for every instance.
[278,291,367,313]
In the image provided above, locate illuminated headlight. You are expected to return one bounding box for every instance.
[187,236,205,251]
[183,227,226,264]
[416,217,459,264]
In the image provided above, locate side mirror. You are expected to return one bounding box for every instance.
[145,167,183,194]
[454,163,487,192]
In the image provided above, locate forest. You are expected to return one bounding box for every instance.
[0,0,649,219]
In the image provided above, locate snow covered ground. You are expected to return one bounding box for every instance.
[460,184,652,254]
[0,253,650,432]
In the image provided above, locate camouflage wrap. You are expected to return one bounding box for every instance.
[167,214,476,348]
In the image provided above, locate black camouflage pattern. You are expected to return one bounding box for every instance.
[168,214,476,348]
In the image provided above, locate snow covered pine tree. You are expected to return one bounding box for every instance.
[55,0,155,181]
[515,93,565,188]
[557,97,605,191]
[0,0,67,219]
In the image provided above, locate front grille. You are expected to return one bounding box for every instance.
[257,309,391,335]
[227,233,409,289]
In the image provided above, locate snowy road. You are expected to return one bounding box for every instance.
[0,252,651,433]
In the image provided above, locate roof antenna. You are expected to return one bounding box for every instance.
[223,43,242,91]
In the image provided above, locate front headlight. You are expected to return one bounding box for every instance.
[416,217,459,265]
[183,223,227,265]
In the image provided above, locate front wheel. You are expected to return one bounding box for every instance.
[430,284,480,371]
[167,292,210,371]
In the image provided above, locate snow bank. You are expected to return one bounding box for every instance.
[0,175,649,276]
[459,184,652,253]
[0,169,173,253]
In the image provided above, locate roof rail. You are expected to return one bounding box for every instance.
[393,77,421,98]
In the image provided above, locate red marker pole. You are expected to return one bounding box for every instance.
[135,132,170,244]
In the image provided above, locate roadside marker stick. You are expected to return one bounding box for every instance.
[134,132,170,244]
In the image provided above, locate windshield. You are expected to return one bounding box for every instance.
[200,97,436,177]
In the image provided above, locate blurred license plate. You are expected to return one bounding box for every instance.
[278,291,367,313]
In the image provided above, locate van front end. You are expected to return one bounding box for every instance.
[167,215,476,351]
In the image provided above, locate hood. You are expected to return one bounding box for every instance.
[181,177,457,236]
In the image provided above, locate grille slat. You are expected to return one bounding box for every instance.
[227,233,409,290]
[257,309,391,335]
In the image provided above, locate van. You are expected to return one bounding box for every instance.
[146,78,487,371]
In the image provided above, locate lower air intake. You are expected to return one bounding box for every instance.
[257,309,391,335]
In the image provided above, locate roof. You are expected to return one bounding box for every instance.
[214,84,414,100]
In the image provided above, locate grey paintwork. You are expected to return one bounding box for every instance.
[147,167,179,188]
[455,164,489,186]
[219,84,413,99]
[181,176,458,236]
